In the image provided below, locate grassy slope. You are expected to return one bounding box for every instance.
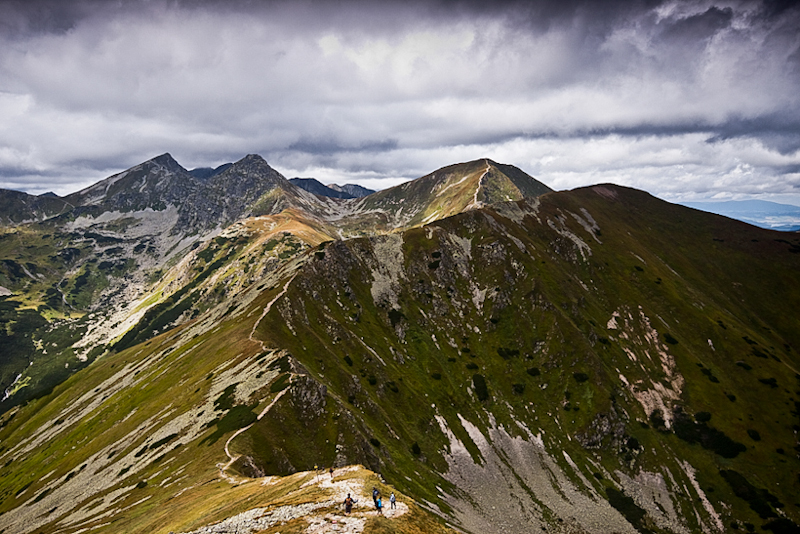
[0,266,457,534]
[0,183,798,533]
[0,222,114,410]
[0,211,453,534]
[249,184,800,532]
[0,269,294,533]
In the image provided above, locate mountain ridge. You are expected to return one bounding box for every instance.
[1,157,798,534]
[289,177,376,199]
[0,188,74,225]
[0,155,548,410]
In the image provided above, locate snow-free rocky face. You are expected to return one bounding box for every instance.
[0,155,799,534]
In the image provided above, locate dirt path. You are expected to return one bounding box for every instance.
[466,159,491,210]
[217,274,297,484]
[249,274,296,348]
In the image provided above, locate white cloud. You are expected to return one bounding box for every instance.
[0,0,798,205]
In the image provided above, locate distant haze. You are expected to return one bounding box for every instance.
[0,0,799,205]
[681,200,800,231]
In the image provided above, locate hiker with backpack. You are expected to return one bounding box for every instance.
[344,493,354,515]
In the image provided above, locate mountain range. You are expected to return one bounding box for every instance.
[289,178,375,199]
[0,155,799,534]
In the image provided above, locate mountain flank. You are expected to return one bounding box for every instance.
[0,188,73,225]
[0,155,798,534]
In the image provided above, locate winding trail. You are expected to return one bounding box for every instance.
[249,274,297,348]
[218,387,292,483]
[218,273,298,483]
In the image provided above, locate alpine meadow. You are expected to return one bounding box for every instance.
[1,154,799,534]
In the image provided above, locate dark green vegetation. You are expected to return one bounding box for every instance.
[0,222,141,408]
[0,294,97,411]
[0,157,799,534]
[606,487,653,534]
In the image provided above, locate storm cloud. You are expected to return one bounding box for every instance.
[0,0,798,203]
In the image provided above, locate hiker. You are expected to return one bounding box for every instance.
[390,492,396,509]
[329,466,334,478]
[372,487,378,507]
[344,493,353,515]
[376,496,383,514]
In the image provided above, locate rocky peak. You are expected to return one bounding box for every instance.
[211,154,285,187]
[149,152,187,173]
[342,158,551,232]
[224,154,280,178]
[64,153,197,212]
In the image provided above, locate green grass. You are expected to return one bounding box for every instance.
[2,182,800,533]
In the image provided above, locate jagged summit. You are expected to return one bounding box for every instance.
[64,152,194,209]
[241,153,269,164]
[212,154,284,185]
[149,152,186,171]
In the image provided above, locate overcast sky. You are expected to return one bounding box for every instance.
[1,0,799,204]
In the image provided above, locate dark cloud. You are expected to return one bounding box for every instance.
[707,115,800,154]
[287,138,399,156]
[0,0,85,35]
[660,6,734,41]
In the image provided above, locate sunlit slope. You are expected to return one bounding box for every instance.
[0,250,305,533]
[0,237,456,534]
[337,158,552,234]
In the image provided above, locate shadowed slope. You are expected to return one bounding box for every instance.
[0,189,73,226]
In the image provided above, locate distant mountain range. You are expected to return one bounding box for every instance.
[1,155,799,534]
[289,177,375,199]
[190,163,376,199]
[681,199,800,231]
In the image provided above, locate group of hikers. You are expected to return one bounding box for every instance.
[343,486,396,515]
